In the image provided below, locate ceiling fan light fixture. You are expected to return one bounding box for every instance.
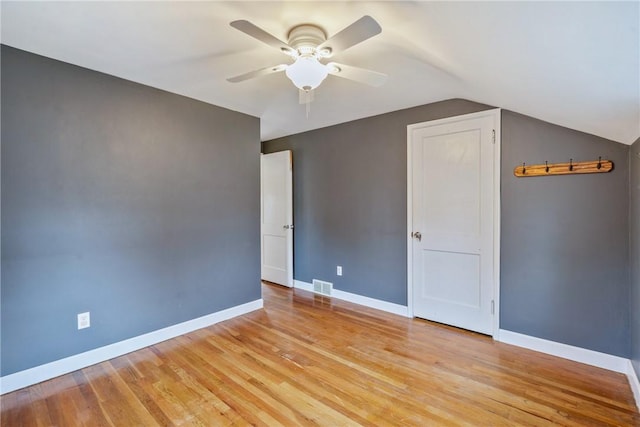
[285,55,328,91]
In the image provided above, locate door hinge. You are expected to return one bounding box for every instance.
[492,129,496,144]
[491,300,495,314]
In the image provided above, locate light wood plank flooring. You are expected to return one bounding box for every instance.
[2,283,639,426]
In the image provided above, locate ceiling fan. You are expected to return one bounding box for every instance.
[227,16,387,101]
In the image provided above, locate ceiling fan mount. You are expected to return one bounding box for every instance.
[227,16,387,103]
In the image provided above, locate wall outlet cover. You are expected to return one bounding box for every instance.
[77,312,90,330]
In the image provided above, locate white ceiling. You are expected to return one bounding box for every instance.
[1,1,639,144]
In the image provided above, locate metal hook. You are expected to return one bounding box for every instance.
[545,161,549,173]
[569,158,573,172]
[597,156,602,169]
[522,162,526,174]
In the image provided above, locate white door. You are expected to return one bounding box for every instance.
[261,151,293,287]
[409,111,499,335]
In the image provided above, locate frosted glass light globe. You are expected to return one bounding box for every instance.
[285,56,329,91]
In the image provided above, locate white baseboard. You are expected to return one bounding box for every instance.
[293,279,314,291]
[0,299,263,395]
[497,329,629,373]
[628,360,640,412]
[294,280,409,317]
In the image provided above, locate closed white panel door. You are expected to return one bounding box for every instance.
[261,151,293,287]
[411,114,495,335]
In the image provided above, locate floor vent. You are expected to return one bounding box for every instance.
[312,279,333,296]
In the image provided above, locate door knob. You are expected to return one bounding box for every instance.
[283,224,294,229]
[412,231,422,241]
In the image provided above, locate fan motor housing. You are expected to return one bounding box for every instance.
[287,24,326,52]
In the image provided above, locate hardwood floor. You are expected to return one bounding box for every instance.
[2,283,639,426]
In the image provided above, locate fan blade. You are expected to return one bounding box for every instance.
[230,20,295,55]
[227,64,288,83]
[317,16,381,56]
[327,62,387,87]
[299,89,315,105]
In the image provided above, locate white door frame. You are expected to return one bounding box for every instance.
[407,109,501,338]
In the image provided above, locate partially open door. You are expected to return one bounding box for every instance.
[261,151,293,287]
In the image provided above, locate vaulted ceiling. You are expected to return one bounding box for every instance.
[2,1,638,144]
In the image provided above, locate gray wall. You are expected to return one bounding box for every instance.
[501,111,629,357]
[1,46,261,376]
[264,102,631,358]
[263,99,495,305]
[631,137,640,375]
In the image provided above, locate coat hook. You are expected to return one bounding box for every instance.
[569,158,573,172]
[597,156,602,169]
[545,161,549,173]
[522,162,526,174]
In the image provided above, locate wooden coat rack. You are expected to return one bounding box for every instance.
[514,157,613,177]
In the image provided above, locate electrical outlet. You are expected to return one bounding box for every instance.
[77,312,90,330]
[337,265,342,276]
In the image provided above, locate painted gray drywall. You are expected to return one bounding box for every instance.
[263,99,494,305]
[1,46,261,376]
[631,137,640,376]
[501,111,629,357]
